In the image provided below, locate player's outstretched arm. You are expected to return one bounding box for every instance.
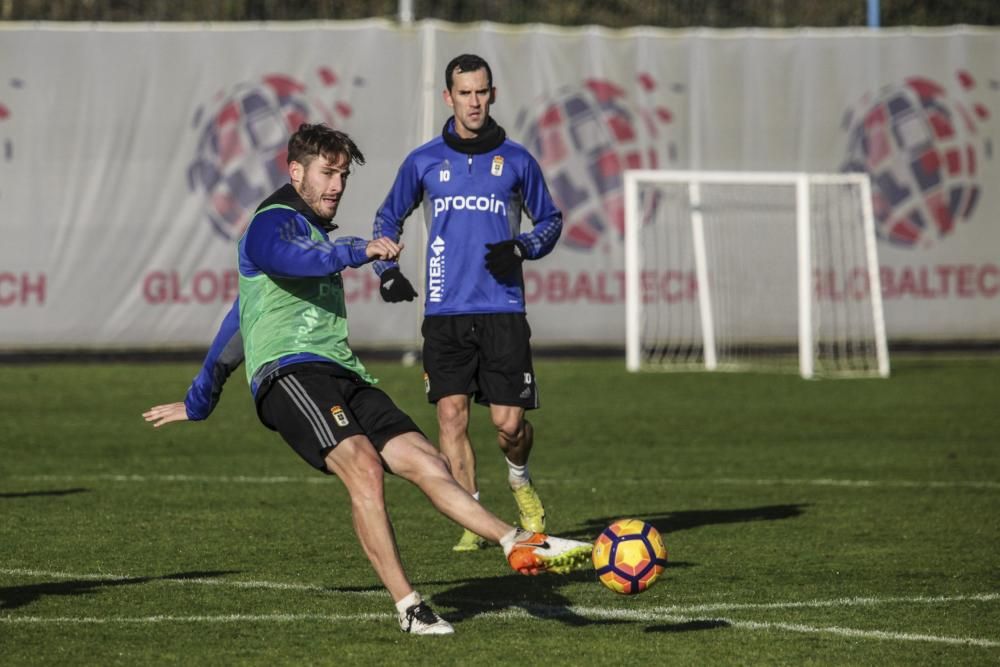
[183,299,243,420]
[143,402,189,428]
[142,299,243,429]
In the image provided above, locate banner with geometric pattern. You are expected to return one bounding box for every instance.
[0,22,996,348]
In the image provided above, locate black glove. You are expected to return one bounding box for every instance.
[379,267,418,302]
[484,240,527,279]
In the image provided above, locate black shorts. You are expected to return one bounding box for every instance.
[257,364,422,473]
[421,313,538,409]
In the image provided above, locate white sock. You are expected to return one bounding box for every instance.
[395,590,421,615]
[499,526,522,554]
[463,492,481,537]
[506,458,530,488]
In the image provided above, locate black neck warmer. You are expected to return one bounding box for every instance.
[441,116,507,154]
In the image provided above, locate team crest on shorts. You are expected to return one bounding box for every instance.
[330,405,349,427]
[423,372,430,394]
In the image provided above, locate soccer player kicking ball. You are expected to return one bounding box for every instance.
[143,123,590,636]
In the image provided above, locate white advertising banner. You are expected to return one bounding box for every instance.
[0,21,997,348]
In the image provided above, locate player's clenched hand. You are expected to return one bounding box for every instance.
[485,239,527,279]
[379,267,418,302]
[366,237,404,261]
[143,402,189,428]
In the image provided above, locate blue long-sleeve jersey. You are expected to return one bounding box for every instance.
[373,118,562,316]
[183,184,372,419]
[183,299,243,421]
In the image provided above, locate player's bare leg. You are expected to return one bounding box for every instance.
[323,436,413,601]
[492,405,532,465]
[380,431,591,575]
[491,405,545,533]
[381,431,509,541]
[436,394,486,550]
[323,436,453,635]
[436,394,477,493]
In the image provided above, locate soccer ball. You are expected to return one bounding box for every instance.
[592,519,668,595]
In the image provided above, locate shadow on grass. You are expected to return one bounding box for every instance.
[323,571,618,626]
[0,570,239,611]
[431,569,624,627]
[0,488,90,499]
[566,503,809,541]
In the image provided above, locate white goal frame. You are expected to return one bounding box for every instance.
[624,170,890,379]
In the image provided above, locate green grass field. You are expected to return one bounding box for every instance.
[1,356,998,665]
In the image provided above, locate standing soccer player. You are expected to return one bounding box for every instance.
[373,54,561,552]
[143,123,590,635]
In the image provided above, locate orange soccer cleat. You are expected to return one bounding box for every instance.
[504,530,592,575]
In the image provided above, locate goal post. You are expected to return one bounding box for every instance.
[624,170,890,379]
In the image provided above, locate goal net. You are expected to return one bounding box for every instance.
[624,170,889,379]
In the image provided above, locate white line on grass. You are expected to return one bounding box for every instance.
[705,617,1000,648]
[562,608,1000,648]
[9,474,999,490]
[711,478,1000,490]
[2,567,997,647]
[0,613,389,624]
[643,592,1000,614]
[1,606,997,648]
[1,567,132,581]
[10,473,328,485]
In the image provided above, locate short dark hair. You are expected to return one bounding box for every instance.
[445,54,493,91]
[287,123,365,168]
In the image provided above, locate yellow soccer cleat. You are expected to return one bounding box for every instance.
[452,528,487,552]
[511,481,546,533]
